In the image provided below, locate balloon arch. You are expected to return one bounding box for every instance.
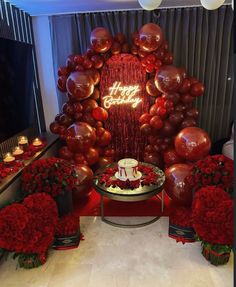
[50,23,211,177]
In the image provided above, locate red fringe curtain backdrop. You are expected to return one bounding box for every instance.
[49,5,233,143]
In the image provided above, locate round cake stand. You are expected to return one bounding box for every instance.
[93,162,165,228]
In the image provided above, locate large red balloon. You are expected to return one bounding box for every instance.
[66,71,94,101]
[138,23,163,52]
[175,127,211,161]
[165,163,193,206]
[66,122,96,153]
[90,27,113,53]
[73,164,94,199]
[154,65,183,94]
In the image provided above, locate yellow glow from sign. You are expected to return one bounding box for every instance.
[102,81,142,109]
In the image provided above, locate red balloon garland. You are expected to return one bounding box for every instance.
[50,23,209,206]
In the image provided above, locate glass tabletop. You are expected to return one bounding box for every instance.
[93,162,165,198]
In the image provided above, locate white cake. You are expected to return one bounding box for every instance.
[116,158,141,181]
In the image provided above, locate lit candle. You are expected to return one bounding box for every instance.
[3,152,15,163]
[18,136,28,145]
[18,136,29,151]
[12,146,24,156]
[32,138,43,147]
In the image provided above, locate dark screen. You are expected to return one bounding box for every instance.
[0,37,37,143]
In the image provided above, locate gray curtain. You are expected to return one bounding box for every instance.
[49,6,233,142]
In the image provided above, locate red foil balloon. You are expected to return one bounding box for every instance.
[82,99,98,112]
[92,107,108,121]
[175,127,211,161]
[66,71,94,101]
[84,68,100,86]
[98,156,113,167]
[154,65,183,94]
[90,27,113,53]
[85,147,99,166]
[163,149,183,167]
[66,122,96,153]
[146,78,162,97]
[57,76,67,92]
[165,163,193,206]
[73,164,94,199]
[138,23,163,52]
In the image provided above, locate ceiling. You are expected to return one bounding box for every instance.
[6,0,231,16]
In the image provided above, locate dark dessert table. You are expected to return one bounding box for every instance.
[93,162,165,228]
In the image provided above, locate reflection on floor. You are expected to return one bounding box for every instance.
[0,217,233,287]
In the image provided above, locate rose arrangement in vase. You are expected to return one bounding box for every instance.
[191,186,233,266]
[187,154,233,195]
[21,157,77,198]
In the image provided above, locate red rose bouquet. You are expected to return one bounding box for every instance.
[21,157,77,197]
[192,186,233,265]
[55,213,80,237]
[0,193,58,268]
[187,155,233,194]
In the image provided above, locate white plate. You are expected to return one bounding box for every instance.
[115,171,142,181]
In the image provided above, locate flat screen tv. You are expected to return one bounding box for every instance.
[0,37,38,143]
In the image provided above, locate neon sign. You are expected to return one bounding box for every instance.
[102,81,142,109]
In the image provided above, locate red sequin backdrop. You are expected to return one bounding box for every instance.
[100,54,150,160]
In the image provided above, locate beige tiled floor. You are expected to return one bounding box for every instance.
[0,217,233,287]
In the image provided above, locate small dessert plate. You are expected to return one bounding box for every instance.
[115,171,142,181]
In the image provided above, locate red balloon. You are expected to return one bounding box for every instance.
[98,156,113,168]
[92,107,109,121]
[82,112,97,126]
[160,121,175,137]
[73,112,83,121]
[190,82,205,97]
[73,164,94,199]
[49,121,60,134]
[57,76,67,92]
[149,104,159,116]
[66,122,96,153]
[175,103,187,112]
[91,55,104,69]
[175,127,211,161]
[181,93,194,104]
[139,23,163,52]
[59,113,73,127]
[96,127,105,136]
[111,41,121,55]
[74,55,84,64]
[181,117,197,129]
[97,130,112,147]
[90,27,113,53]
[82,99,98,113]
[162,93,180,105]
[66,71,94,101]
[178,67,187,79]
[140,124,152,136]
[139,113,152,125]
[74,153,86,164]
[185,107,199,119]
[121,43,130,53]
[66,55,77,70]
[90,88,100,101]
[83,58,93,69]
[165,163,193,206]
[178,78,191,94]
[131,44,139,55]
[84,68,100,86]
[59,146,74,161]
[150,116,163,130]
[163,52,173,65]
[168,111,184,126]
[146,78,162,97]
[73,102,83,113]
[163,149,183,167]
[114,32,126,44]
[58,66,70,77]
[103,148,115,158]
[55,113,62,122]
[62,103,74,116]
[144,152,163,169]
[155,65,183,94]
[85,147,99,166]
